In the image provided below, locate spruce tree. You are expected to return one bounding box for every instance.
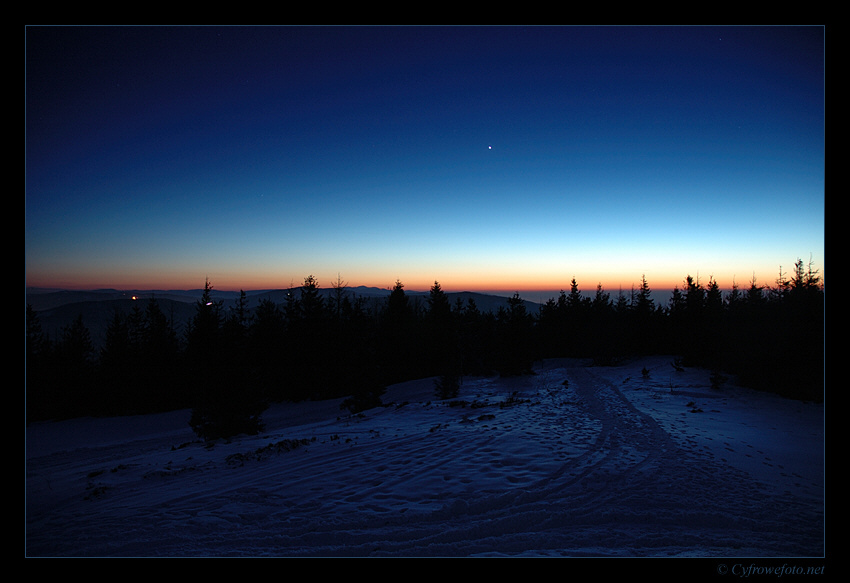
[299,275,324,322]
[426,281,452,324]
[785,258,824,401]
[26,305,55,422]
[386,280,411,326]
[26,304,47,364]
[592,283,611,314]
[634,275,655,317]
[496,292,535,376]
[143,297,183,411]
[427,281,460,387]
[725,279,742,314]
[458,297,490,375]
[564,278,590,355]
[567,278,584,312]
[188,280,265,440]
[587,283,615,362]
[381,280,417,383]
[250,297,287,399]
[98,309,134,414]
[56,314,96,418]
[703,277,725,369]
[536,296,561,358]
[627,275,659,356]
[328,275,349,324]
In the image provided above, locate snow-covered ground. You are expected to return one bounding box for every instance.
[25,356,824,557]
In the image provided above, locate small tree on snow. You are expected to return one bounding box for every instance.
[434,372,460,400]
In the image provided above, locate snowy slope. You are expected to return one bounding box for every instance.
[25,356,824,557]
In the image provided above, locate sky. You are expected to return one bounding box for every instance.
[25,26,825,298]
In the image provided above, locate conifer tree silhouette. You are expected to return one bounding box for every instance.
[26,305,56,422]
[55,314,96,418]
[426,281,462,394]
[495,292,535,377]
[188,279,265,440]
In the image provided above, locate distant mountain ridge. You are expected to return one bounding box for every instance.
[26,286,539,312]
[26,287,542,349]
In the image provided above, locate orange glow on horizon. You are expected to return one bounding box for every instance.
[28,253,820,296]
[27,270,760,296]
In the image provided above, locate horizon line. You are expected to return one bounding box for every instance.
[25,281,766,298]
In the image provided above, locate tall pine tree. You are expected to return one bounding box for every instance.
[188,279,266,440]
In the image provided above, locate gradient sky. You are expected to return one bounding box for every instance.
[25,26,825,296]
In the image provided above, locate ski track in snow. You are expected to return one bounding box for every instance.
[25,357,824,557]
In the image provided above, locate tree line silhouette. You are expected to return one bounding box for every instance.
[26,258,824,437]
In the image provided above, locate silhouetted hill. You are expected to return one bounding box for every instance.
[26,287,541,349]
[25,288,209,311]
[32,298,198,349]
[446,291,541,314]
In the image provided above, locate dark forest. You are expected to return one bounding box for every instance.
[26,258,824,440]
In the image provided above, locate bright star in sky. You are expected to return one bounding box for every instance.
[24,25,825,295]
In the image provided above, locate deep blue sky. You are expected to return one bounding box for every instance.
[25,26,825,297]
